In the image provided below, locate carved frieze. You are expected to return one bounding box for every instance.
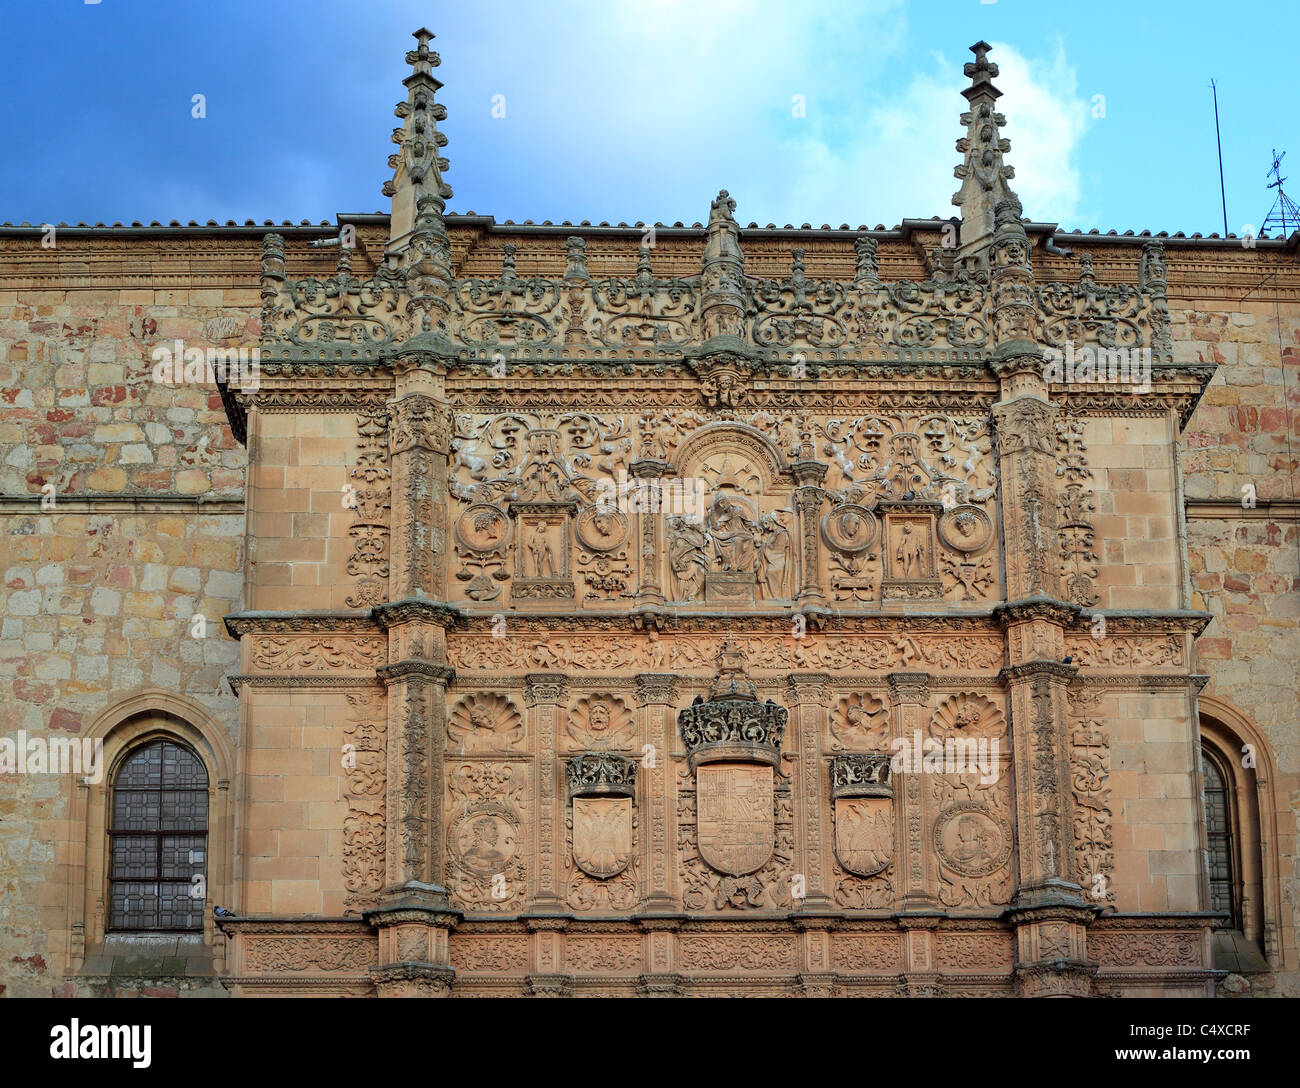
[250,636,386,672]
[243,937,377,974]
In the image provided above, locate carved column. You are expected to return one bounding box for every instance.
[889,671,937,912]
[988,194,1057,603]
[999,645,1096,997]
[635,673,680,911]
[792,460,828,612]
[630,461,669,612]
[784,673,833,913]
[370,603,461,997]
[524,672,568,912]
[386,356,451,601]
[524,916,571,996]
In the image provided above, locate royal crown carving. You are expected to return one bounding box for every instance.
[565,753,637,799]
[677,643,788,771]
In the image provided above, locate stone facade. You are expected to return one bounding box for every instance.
[0,33,1296,998]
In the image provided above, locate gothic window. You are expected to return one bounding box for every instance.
[108,739,209,931]
[1200,744,1236,928]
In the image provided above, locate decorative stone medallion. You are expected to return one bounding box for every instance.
[821,503,878,554]
[575,507,630,553]
[933,803,1011,878]
[938,503,994,554]
[454,503,511,552]
[450,804,521,881]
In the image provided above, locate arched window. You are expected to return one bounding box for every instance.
[1200,744,1236,928]
[108,739,209,931]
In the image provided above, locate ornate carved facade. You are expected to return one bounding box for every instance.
[202,33,1230,997]
[9,28,1297,1001]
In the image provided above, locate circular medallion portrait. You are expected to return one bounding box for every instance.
[821,504,878,554]
[454,503,511,553]
[933,804,1010,878]
[937,504,993,554]
[575,507,630,553]
[451,806,520,879]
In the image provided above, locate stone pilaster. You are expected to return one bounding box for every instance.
[630,460,670,611]
[366,885,460,998]
[794,913,839,995]
[376,601,459,890]
[638,916,683,987]
[525,672,569,911]
[635,673,680,910]
[523,915,570,994]
[889,671,936,910]
[898,914,943,993]
[999,658,1084,906]
[386,359,451,601]
[792,459,828,612]
[785,672,833,910]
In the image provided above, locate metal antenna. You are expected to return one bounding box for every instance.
[1210,80,1228,237]
[1261,149,1300,238]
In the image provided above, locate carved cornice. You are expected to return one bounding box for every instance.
[1067,609,1212,636]
[237,387,392,413]
[376,661,455,685]
[997,661,1078,684]
[452,611,1003,635]
[224,611,380,637]
[993,597,1082,629]
[1074,674,1209,691]
[229,674,383,694]
[372,598,466,630]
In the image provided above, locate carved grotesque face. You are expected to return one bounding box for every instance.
[588,700,610,733]
[469,703,493,730]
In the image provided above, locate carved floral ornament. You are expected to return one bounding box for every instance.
[257,217,1176,368]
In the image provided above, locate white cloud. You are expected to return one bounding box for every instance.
[429,6,1091,229]
[758,41,1092,228]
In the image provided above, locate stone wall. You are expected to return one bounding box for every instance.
[1,224,1297,997]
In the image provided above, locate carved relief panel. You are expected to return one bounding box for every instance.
[444,409,1001,612]
[926,692,1015,909]
[444,761,529,912]
[565,753,638,912]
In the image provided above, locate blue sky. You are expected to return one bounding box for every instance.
[2,0,1295,236]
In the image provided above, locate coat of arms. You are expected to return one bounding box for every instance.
[830,753,893,877]
[697,763,774,876]
[572,796,633,879]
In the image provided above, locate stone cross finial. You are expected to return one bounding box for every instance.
[406,27,439,75]
[964,40,999,84]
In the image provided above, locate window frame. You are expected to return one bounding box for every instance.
[107,738,210,933]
